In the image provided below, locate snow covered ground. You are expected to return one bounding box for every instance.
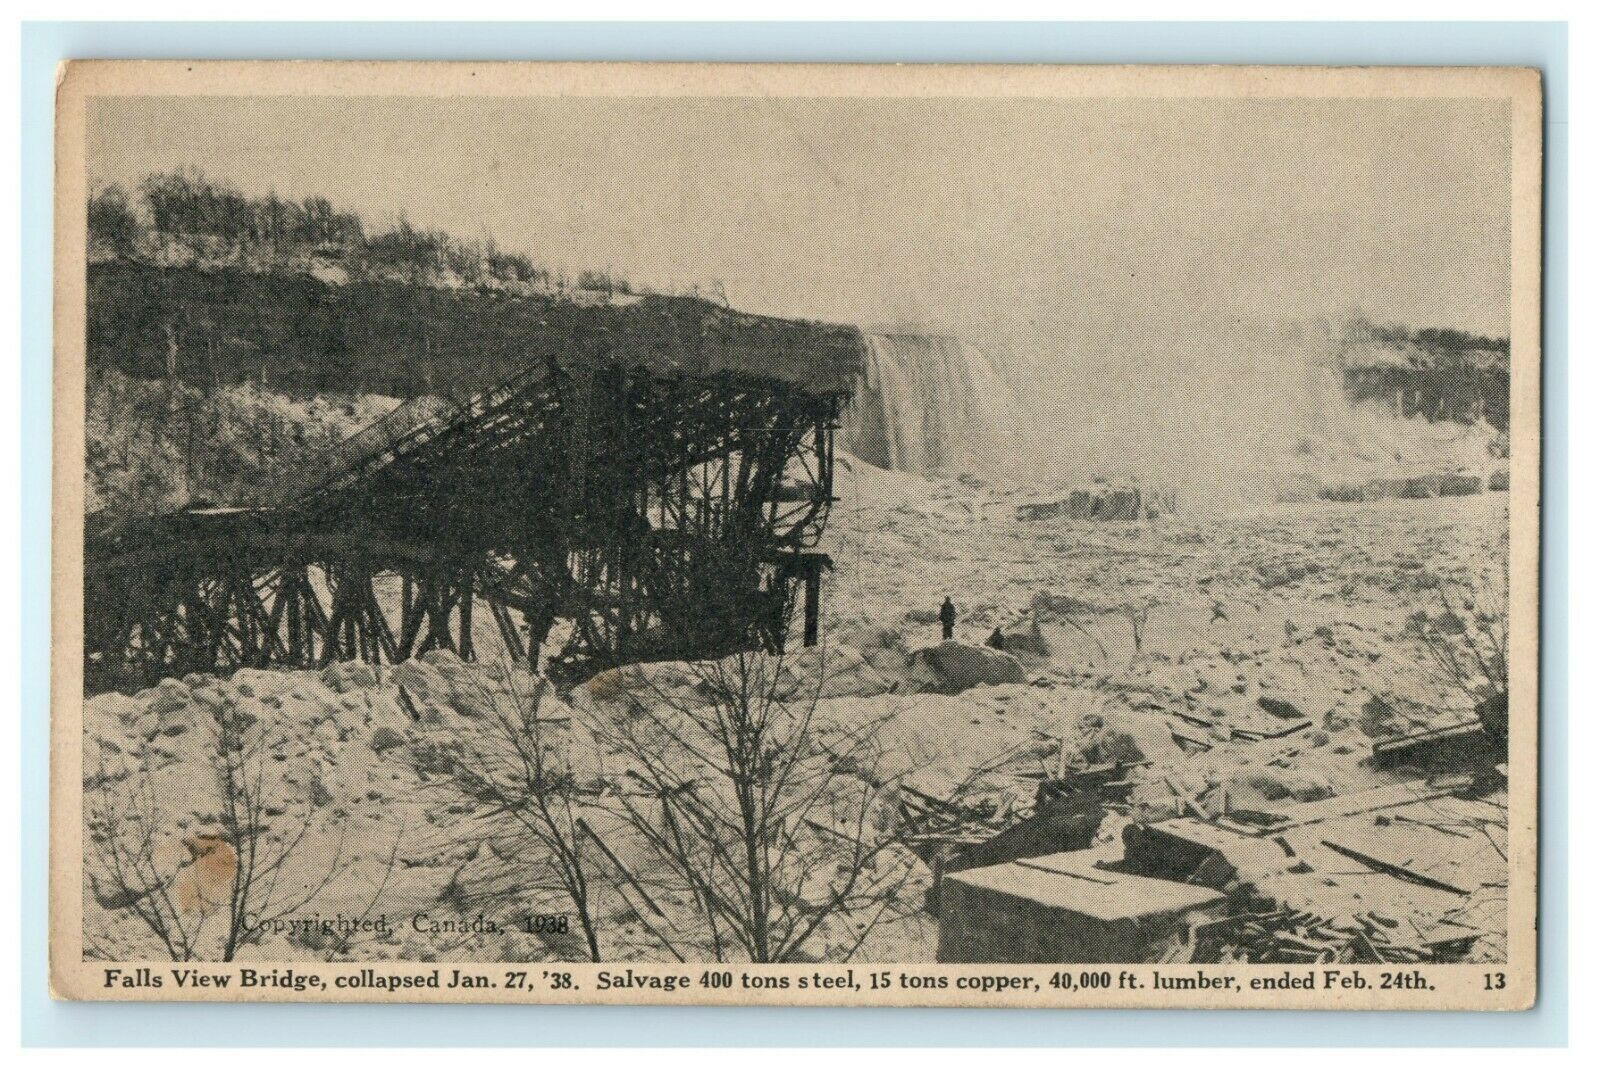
[82,452,1509,964]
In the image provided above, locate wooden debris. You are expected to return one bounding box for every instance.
[1371,720,1499,770]
[1318,838,1472,896]
[1181,905,1437,965]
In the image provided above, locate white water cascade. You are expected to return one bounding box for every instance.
[839,333,1021,475]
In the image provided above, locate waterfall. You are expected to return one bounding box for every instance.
[839,333,1018,474]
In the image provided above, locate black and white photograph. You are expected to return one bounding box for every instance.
[50,61,1542,1008]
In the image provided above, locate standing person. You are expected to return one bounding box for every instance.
[986,626,1006,651]
[939,596,956,641]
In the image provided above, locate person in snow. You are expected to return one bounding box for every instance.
[986,626,1006,651]
[940,596,957,641]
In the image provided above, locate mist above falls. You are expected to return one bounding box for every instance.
[837,317,1506,512]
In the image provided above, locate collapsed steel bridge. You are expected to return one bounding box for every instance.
[84,352,843,694]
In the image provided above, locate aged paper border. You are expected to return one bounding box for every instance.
[50,60,1543,1009]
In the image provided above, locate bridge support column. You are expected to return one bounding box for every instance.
[803,563,822,647]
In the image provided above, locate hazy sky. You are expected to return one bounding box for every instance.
[87,94,1513,343]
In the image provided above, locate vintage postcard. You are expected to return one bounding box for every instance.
[52,61,1541,1008]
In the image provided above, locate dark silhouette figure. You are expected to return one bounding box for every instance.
[986,626,1006,651]
[939,596,956,641]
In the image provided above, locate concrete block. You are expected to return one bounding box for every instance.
[936,850,1225,963]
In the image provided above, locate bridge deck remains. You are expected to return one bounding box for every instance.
[85,354,843,693]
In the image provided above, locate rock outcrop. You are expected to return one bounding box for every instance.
[1017,483,1175,523]
[904,641,1027,694]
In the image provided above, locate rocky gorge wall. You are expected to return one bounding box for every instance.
[1336,325,1510,432]
[85,258,868,517]
[87,259,866,402]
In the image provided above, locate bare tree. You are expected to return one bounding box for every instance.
[404,666,606,961]
[592,646,920,963]
[85,748,207,960]
[211,702,349,960]
[1409,570,1510,741]
[84,699,348,961]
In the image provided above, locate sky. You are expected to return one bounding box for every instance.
[85,92,1516,493]
[87,93,1513,345]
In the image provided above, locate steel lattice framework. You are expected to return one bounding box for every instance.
[84,354,842,693]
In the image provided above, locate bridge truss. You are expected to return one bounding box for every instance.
[84,356,843,693]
